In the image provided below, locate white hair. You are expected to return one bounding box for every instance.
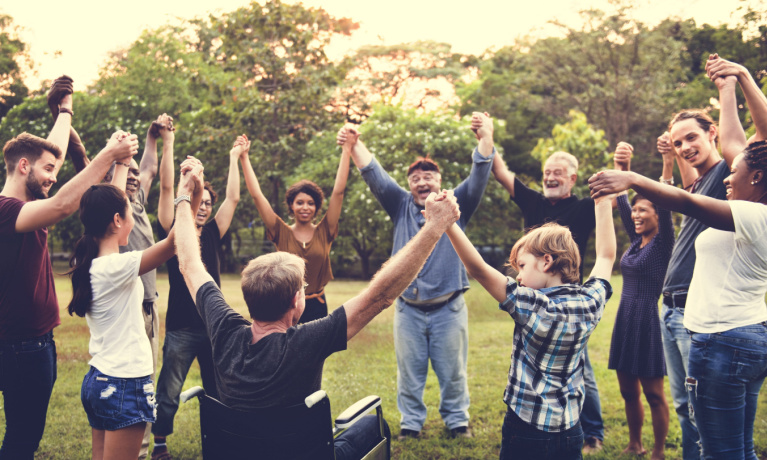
[545,151,579,176]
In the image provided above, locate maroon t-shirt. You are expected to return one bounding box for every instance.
[0,196,60,339]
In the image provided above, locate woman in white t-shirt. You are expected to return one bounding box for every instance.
[66,180,187,460]
[589,138,767,459]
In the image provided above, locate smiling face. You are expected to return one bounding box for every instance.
[25,151,58,200]
[631,198,659,239]
[407,168,441,207]
[290,192,317,224]
[515,250,551,290]
[125,159,141,201]
[542,159,576,202]
[669,118,718,172]
[196,189,213,226]
[724,153,759,201]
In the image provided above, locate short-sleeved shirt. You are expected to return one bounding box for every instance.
[266,214,337,295]
[160,220,222,331]
[120,187,158,302]
[87,251,153,377]
[0,196,60,340]
[195,281,347,410]
[663,160,729,293]
[500,277,612,432]
[511,178,596,280]
[685,200,767,333]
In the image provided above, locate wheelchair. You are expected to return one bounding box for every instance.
[180,386,390,460]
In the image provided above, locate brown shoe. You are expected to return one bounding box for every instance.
[583,437,603,455]
[450,426,473,439]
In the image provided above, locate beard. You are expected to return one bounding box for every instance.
[26,170,49,200]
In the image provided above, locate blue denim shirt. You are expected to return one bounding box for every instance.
[359,148,494,302]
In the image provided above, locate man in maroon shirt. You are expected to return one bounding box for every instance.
[0,79,139,459]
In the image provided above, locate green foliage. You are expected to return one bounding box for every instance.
[0,13,29,122]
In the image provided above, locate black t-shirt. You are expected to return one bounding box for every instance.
[512,177,596,280]
[160,220,222,331]
[195,281,347,411]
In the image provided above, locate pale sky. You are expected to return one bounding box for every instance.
[3,0,747,91]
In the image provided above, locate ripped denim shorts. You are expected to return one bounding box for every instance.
[81,366,156,430]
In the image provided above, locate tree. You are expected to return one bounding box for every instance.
[0,13,30,122]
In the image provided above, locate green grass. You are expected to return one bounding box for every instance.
[4,275,767,459]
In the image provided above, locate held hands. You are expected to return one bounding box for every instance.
[104,131,139,162]
[470,112,493,141]
[149,113,175,140]
[230,134,251,159]
[422,190,461,231]
[47,75,74,119]
[706,54,741,89]
[178,156,204,198]
[589,170,632,200]
[336,124,360,148]
[657,132,674,157]
[613,142,632,171]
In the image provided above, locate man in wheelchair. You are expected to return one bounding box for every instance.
[172,161,461,459]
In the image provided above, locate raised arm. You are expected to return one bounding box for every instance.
[589,170,734,231]
[138,115,169,198]
[47,94,73,177]
[588,196,617,280]
[111,160,130,192]
[157,120,176,232]
[471,112,495,159]
[714,73,748,167]
[15,132,139,233]
[240,137,279,231]
[213,136,244,236]
[326,127,355,235]
[707,55,767,143]
[491,152,516,197]
[657,132,698,189]
[446,223,507,302]
[343,190,460,340]
[175,159,214,301]
[338,125,373,169]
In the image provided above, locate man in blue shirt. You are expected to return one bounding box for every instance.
[337,113,495,439]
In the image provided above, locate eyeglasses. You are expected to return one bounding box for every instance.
[200,201,213,208]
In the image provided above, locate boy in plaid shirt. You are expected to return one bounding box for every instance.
[444,192,615,459]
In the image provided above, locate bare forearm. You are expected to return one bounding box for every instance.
[175,201,208,297]
[157,142,175,230]
[446,223,506,301]
[492,154,515,196]
[226,155,241,202]
[111,162,129,192]
[140,134,159,177]
[350,140,373,169]
[68,129,89,173]
[594,200,616,262]
[241,156,277,228]
[718,83,748,164]
[661,156,674,182]
[48,112,72,174]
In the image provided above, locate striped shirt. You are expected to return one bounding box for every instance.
[500,277,612,432]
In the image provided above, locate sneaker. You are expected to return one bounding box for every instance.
[450,426,473,439]
[582,437,603,455]
[397,429,421,441]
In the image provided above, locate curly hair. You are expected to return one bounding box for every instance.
[742,140,767,173]
[285,180,324,217]
[508,222,581,284]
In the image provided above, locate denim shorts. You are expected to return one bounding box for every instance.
[81,366,156,430]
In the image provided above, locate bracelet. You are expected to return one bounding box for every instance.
[58,106,74,117]
[659,176,674,186]
[174,195,191,207]
[115,161,130,168]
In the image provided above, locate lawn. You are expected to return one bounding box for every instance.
[3,274,767,459]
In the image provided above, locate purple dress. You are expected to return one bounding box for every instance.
[608,194,674,377]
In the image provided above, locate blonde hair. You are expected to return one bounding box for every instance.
[241,252,306,321]
[508,222,580,284]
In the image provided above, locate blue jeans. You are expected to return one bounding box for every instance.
[499,407,583,460]
[661,304,701,460]
[0,331,57,460]
[334,414,390,460]
[394,296,470,431]
[580,345,604,441]
[687,324,767,460]
[152,329,218,436]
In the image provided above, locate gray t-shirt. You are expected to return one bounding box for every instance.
[662,160,729,294]
[120,187,158,302]
[195,281,347,411]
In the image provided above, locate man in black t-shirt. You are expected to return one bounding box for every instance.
[173,160,461,460]
[492,151,605,455]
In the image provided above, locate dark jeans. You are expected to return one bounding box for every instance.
[499,408,583,460]
[298,294,328,324]
[0,331,57,460]
[334,414,390,460]
[687,324,767,460]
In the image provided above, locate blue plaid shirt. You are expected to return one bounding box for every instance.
[359,148,494,302]
[500,276,612,432]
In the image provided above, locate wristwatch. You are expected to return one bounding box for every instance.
[174,195,191,206]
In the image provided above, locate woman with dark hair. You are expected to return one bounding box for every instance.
[242,128,352,324]
[590,55,767,457]
[608,142,674,460]
[67,164,198,459]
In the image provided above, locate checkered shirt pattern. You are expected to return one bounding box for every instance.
[499,276,612,432]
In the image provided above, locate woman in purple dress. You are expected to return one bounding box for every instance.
[609,142,675,460]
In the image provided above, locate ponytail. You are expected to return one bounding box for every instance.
[65,184,129,317]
